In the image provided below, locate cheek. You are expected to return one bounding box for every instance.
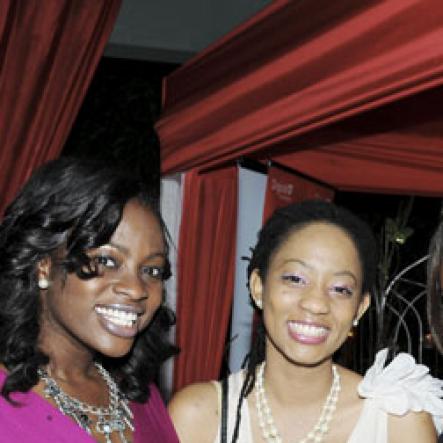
[140,289,163,328]
[331,300,357,324]
[149,294,163,314]
[263,292,292,328]
[266,286,298,310]
[62,276,104,299]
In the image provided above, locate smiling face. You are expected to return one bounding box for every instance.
[38,199,167,359]
[250,222,370,367]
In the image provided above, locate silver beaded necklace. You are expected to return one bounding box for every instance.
[38,363,134,443]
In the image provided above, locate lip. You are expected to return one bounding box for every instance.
[94,303,144,338]
[287,320,330,345]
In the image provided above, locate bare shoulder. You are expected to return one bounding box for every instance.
[328,365,366,440]
[336,365,363,399]
[168,381,219,416]
[168,381,220,443]
[337,364,437,442]
[339,364,437,441]
[389,410,437,443]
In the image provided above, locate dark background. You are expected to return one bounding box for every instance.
[63,57,177,199]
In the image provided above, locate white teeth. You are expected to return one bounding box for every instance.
[95,306,138,327]
[288,322,328,337]
[104,316,134,327]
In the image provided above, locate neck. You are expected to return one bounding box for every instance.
[38,328,97,382]
[263,346,335,406]
[255,358,341,443]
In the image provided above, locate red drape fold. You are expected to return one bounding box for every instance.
[0,0,122,215]
[174,167,238,391]
[157,0,443,195]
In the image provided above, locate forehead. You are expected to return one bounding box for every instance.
[271,222,361,269]
[111,200,165,251]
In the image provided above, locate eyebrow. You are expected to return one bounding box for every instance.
[100,242,166,260]
[282,259,358,284]
[282,258,311,268]
[333,271,358,284]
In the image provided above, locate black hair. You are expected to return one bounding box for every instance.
[230,199,377,442]
[0,157,178,403]
[427,221,443,353]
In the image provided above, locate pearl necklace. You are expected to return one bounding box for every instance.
[255,362,340,443]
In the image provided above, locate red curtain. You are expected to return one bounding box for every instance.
[173,167,238,391]
[273,85,443,196]
[262,165,335,222]
[157,0,443,195]
[0,0,121,215]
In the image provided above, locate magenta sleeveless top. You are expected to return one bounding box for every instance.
[0,370,179,442]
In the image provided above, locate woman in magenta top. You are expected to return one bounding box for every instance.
[0,158,179,442]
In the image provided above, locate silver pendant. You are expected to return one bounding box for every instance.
[39,364,134,442]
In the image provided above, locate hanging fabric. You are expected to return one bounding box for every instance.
[173,167,238,391]
[0,0,121,215]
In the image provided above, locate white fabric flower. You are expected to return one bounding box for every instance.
[358,348,443,433]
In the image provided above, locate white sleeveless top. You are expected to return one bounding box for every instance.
[212,349,443,443]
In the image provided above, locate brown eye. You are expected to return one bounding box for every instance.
[141,265,165,280]
[281,274,306,286]
[94,255,118,269]
[332,286,353,297]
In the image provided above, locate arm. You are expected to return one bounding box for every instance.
[168,382,220,443]
[388,411,437,443]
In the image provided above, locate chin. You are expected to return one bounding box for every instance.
[95,339,135,359]
[284,344,335,367]
[105,348,133,359]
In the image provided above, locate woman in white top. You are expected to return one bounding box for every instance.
[169,200,442,443]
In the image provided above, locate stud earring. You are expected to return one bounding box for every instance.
[38,278,50,290]
[352,318,359,327]
[255,299,263,309]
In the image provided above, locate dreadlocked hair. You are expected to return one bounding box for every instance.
[230,320,266,442]
[229,199,377,442]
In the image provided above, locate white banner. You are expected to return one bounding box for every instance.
[159,173,183,399]
[228,166,267,372]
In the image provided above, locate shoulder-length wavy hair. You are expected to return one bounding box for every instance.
[0,157,177,403]
[427,221,443,354]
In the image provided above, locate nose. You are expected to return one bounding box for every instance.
[298,285,330,315]
[113,270,147,300]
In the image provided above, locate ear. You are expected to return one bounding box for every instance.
[355,292,371,322]
[249,269,264,309]
[36,256,52,289]
[37,257,51,279]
